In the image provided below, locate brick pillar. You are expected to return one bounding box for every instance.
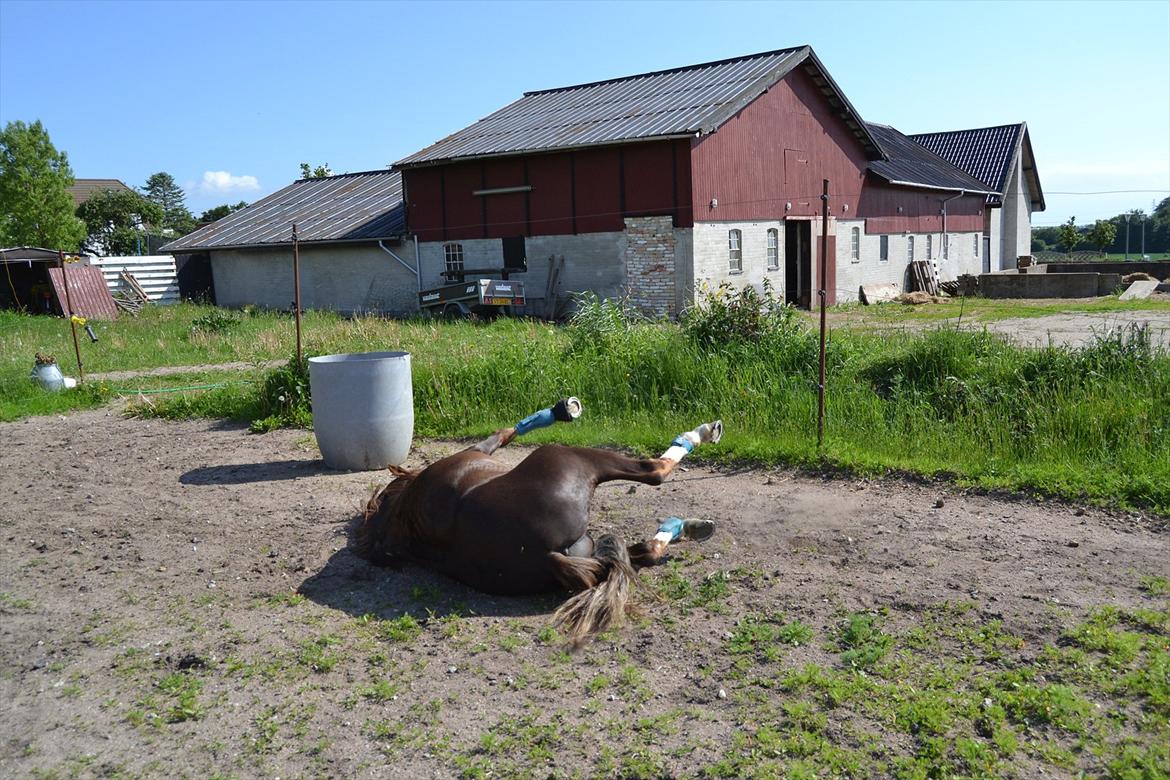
[623,215,677,319]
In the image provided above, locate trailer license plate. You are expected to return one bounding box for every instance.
[487,297,514,305]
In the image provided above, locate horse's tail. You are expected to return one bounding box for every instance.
[353,465,418,565]
[549,534,638,647]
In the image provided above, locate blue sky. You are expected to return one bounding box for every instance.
[2,0,1167,226]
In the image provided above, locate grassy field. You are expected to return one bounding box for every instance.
[2,293,1167,513]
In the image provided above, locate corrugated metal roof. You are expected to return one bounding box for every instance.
[908,124,1023,194]
[396,46,883,166]
[160,170,404,253]
[866,123,998,195]
[48,265,119,320]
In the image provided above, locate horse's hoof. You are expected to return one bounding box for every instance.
[700,420,723,444]
[553,397,583,422]
[681,518,716,542]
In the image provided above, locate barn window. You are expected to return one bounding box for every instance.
[879,235,889,263]
[974,234,980,256]
[766,229,779,270]
[444,243,464,274]
[728,229,742,273]
[850,227,860,262]
[907,235,915,262]
[926,234,933,260]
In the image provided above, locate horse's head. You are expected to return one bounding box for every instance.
[353,465,419,565]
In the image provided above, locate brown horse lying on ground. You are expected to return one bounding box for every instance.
[354,399,722,644]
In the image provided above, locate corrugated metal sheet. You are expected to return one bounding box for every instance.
[396,47,882,166]
[89,255,180,304]
[161,170,404,253]
[867,123,998,194]
[47,265,119,320]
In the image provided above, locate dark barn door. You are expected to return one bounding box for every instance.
[785,220,812,308]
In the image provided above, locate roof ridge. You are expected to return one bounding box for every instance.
[522,46,808,96]
[298,168,397,181]
[908,122,1025,138]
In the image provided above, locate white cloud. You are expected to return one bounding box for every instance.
[196,171,261,194]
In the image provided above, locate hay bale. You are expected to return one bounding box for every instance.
[1122,272,1159,285]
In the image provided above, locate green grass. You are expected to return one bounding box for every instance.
[2,295,1167,513]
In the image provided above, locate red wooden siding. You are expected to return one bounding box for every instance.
[573,147,623,233]
[482,158,527,237]
[527,154,574,235]
[690,67,870,222]
[623,142,674,217]
[405,168,444,242]
[402,138,693,239]
[443,164,482,240]
[859,179,985,234]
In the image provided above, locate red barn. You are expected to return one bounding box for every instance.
[395,45,1043,315]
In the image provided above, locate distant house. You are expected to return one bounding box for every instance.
[67,178,134,208]
[160,170,416,314]
[394,45,1042,316]
[910,124,1045,271]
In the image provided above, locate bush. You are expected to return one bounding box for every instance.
[249,354,312,432]
[189,309,239,335]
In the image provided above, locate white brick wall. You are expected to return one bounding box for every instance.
[691,220,785,297]
[211,241,419,315]
[623,216,676,318]
[833,220,984,302]
[417,232,626,316]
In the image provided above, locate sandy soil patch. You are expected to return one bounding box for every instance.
[1,411,1165,777]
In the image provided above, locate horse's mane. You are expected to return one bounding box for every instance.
[353,464,421,565]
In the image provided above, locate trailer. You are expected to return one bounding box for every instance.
[418,278,526,317]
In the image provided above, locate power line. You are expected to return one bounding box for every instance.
[1045,189,1169,195]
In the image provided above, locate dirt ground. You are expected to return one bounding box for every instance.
[1,410,1166,778]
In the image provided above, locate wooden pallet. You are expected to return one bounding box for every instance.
[910,260,940,296]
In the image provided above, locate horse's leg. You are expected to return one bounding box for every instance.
[469,397,583,455]
[628,516,717,567]
[583,419,724,486]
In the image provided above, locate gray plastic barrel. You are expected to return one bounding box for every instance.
[308,351,414,470]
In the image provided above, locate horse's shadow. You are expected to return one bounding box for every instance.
[297,514,563,622]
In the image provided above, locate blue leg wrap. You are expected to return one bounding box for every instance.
[671,435,695,453]
[515,407,556,436]
[657,517,685,541]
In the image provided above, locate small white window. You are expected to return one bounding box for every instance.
[907,235,915,262]
[850,227,860,263]
[879,235,889,263]
[974,234,980,256]
[766,228,779,271]
[728,229,742,273]
[926,234,933,260]
[444,243,464,274]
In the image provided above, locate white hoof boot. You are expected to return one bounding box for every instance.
[696,420,723,444]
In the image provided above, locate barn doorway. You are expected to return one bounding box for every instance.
[784,220,812,308]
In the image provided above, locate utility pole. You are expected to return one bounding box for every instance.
[1140,215,1146,258]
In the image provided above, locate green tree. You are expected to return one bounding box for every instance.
[77,189,164,255]
[143,171,195,235]
[1086,219,1117,252]
[0,120,86,250]
[299,162,332,179]
[1056,216,1082,253]
[198,200,248,223]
